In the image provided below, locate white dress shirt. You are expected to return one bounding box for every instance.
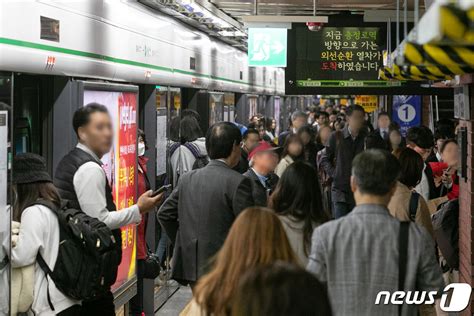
[73,143,141,230]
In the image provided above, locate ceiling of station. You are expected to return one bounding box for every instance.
[210,0,424,20]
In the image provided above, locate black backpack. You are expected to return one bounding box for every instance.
[34,200,122,304]
[431,199,459,270]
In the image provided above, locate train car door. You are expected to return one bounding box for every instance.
[0,72,13,313]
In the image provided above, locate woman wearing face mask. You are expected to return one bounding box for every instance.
[429,139,459,200]
[130,129,151,315]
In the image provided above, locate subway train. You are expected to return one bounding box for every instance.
[0,0,316,313]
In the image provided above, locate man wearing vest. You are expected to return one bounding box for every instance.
[54,103,163,315]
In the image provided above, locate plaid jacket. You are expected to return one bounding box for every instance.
[307,204,444,316]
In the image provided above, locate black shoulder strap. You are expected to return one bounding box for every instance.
[398,221,410,316]
[409,192,419,222]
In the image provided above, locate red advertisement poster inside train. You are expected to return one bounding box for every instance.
[83,89,138,291]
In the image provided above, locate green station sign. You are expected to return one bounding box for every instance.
[248,28,287,67]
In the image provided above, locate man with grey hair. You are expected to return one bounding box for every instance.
[307,150,443,316]
[278,110,308,146]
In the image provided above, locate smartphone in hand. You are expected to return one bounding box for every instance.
[151,184,172,197]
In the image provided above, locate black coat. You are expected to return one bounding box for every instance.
[234,148,250,174]
[320,127,367,204]
[157,160,254,283]
[243,168,279,207]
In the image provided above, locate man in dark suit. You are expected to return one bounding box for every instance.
[158,122,254,286]
[374,111,391,141]
[243,141,280,206]
[234,128,260,173]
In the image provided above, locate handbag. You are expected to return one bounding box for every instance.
[143,252,161,279]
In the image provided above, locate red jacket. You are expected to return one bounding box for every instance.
[137,156,149,260]
[429,162,459,200]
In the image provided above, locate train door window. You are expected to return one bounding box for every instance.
[154,85,179,296]
[13,74,49,156]
[248,95,258,121]
[274,97,281,136]
[209,93,224,126]
[0,72,13,307]
[224,93,235,122]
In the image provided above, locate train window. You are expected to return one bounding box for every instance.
[40,16,60,42]
[190,57,196,70]
[240,71,243,80]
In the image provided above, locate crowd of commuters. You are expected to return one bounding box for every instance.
[4,99,461,316]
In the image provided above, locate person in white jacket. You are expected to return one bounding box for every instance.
[10,153,80,315]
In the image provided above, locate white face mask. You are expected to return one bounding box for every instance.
[138,142,146,156]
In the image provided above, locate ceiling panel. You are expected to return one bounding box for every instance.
[211,0,424,20]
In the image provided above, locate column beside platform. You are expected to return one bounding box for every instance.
[458,80,474,316]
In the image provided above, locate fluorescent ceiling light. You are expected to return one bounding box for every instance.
[242,15,328,23]
[218,30,247,37]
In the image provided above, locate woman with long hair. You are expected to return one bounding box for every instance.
[10,153,80,315]
[297,125,318,169]
[274,134,304,177]
[269,161,330,265]
[387,148,434,237]
[183,207,298,316]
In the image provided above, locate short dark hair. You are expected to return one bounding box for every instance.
[232,263,332,316]
[398,148,424,188]
[346,104,365,117]
[180,116,202,143]
[73,103,109,137]
[406,126,434,149]
[352,149,400,196]
[181,109,201,123]
[440,138,458,153]
[206,122,242,159]
[243,128,260,140]
[378,111,390,119]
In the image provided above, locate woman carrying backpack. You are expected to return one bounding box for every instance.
[170,116,208,187]
[9,153,80,315]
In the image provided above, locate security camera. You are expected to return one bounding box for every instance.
[306,22,324,32]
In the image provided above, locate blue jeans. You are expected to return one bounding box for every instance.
[156,229,169,264]
[332,201,354,219]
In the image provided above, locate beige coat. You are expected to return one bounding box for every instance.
[388,181,434,238]
[275,155,294,177]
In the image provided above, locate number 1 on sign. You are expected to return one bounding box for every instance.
[398,104,416,123]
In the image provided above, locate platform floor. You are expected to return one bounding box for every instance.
[155,286,192,316]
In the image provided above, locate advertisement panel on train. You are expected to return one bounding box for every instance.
[83,88,138,291]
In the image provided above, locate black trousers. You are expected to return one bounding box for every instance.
[129,259,145,316]
[80,290,115,316]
